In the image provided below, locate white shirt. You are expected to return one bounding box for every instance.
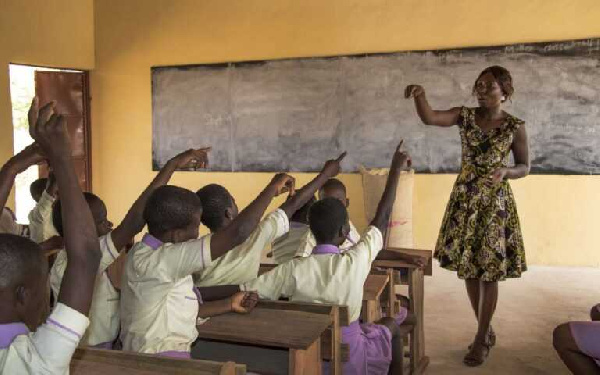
[0,303,89,375]
[120,234,212,354]
[50,234,120,346]
[294,220,361,258]
[28,191,59,243]
[242,226,383,322]
[194,209,289,286]
[270,221,310,264]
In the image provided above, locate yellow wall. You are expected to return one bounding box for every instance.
[92,0,600,266]
[0,0,95,207]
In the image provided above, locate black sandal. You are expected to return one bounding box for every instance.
[463,341,491,367]
[468,326,496,350]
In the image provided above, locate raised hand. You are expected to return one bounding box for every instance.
[167,148,211,170]
[29,98,71,162]
[321,152,347,178]
[404,85,425,99]
[269,173,296,196]
[231,291,259,314]
[390,140,412,171]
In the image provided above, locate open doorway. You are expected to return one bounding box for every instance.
[8,64,91,224]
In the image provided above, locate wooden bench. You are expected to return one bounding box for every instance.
[196,302,333,374]
[362,273,390,323]
[373,247,433,374]
[71,347,245,374]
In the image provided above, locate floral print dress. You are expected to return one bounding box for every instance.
[435,106,527,282]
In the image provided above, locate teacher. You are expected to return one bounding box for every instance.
[405,66,530,367]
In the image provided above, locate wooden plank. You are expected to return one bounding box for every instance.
[363,274,389,300]
[258,300,349,327]
[384,248,433,276]
[196,308,331,350]
[289,339,321,375]
[409,267,428,373]
[71,348,245,375]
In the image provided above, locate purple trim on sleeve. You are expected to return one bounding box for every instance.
[142,233,163,250]
[158,351,191,359]
[0,322,29,349]
[193,287,204,304]
[47,317,82,339]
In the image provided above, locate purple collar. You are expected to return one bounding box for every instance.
[312,244,341,255]
[142,234,163,250]
[0,322,29,349]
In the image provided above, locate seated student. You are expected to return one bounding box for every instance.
[1,98,101,374]
[120,181,274,357]
[30,177,48,204]
[553,303,600,374]
[29,173,59,243]
[193,154,346,286]
[49,148,209,349]
[269,196,316,264]
[233,142,425,375]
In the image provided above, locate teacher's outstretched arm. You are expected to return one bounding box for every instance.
[405,84,461,127]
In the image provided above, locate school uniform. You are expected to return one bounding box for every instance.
[270,221,310,264]
[50,234,121,348]
[569,304,600,367]
[293,220,361,258]
[28,191,59,243]
[120,234,212,356]
[194,209,289,286]
[242,226,406,375]
[0,303,89,374]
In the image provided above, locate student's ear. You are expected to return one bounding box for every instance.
[224,207,234,221]
[14,285,28,309]
[346,198,350,208]
[340,222,350,239]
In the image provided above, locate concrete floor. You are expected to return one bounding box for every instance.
[422,264,600,374]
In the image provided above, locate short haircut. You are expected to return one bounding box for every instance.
[320,178,347,195]
[30,178,48,202]
[195,184,233,232]
[52,192,104,237]
[473,66,514,101]
[144,185,202,236]
[0,234,44,288]
[290,195,316,224]
[308,197,348,244]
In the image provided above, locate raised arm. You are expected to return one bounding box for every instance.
[371,141,411,233]
[279,152,346,218]
[29,98,100,315]
[0,144,44,211]
[405,85,461,127]
[209,173,295,260]
[110,148,210,251]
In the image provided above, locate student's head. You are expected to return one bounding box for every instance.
[308,197,350,246]
[195,184,238,232]
[52,193,114,238]
[30,178,48,203]
[144,185,203,242]
[318,178,349,208]
[472,66,514,108]
[290,195,316,224]
[0,234,50,330]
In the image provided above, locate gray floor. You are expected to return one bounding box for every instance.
[422,265,600,374]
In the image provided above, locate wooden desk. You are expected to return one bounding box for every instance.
[196,305,332,375]
[362,274,389,323]
[373,248,433,374]
[71,347,245,375]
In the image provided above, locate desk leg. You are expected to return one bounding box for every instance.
[387,269,397,316]
[408,268,429,374]
[330,307,341,375]
[289,339,321,375]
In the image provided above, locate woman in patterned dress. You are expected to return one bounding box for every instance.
[405,66,530,366]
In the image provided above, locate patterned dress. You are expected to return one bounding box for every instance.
[435,106,527,282]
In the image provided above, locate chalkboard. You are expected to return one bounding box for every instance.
[152,38,600,174]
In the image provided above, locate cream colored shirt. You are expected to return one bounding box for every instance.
[270,222,310,264]
[50,234,121,346]
[194,209,289,286]
[120,234,212,354]
[0,303,89,375]
[294,220,361,258]
[28,191,59,243]
[242,226,383,322]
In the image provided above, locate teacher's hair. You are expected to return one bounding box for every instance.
[472,66,514,102]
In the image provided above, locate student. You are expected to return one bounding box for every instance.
[199,142,425,375]
[49,147,210,349]
[30,177,48,203]
[553,304,600,374]
[0,99,101,374]
[293,178,361,259]
[193,154,347,286]
[269,196,316,264]
[29,173,59,243]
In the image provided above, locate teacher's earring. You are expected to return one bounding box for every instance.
[501,96,506,102]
